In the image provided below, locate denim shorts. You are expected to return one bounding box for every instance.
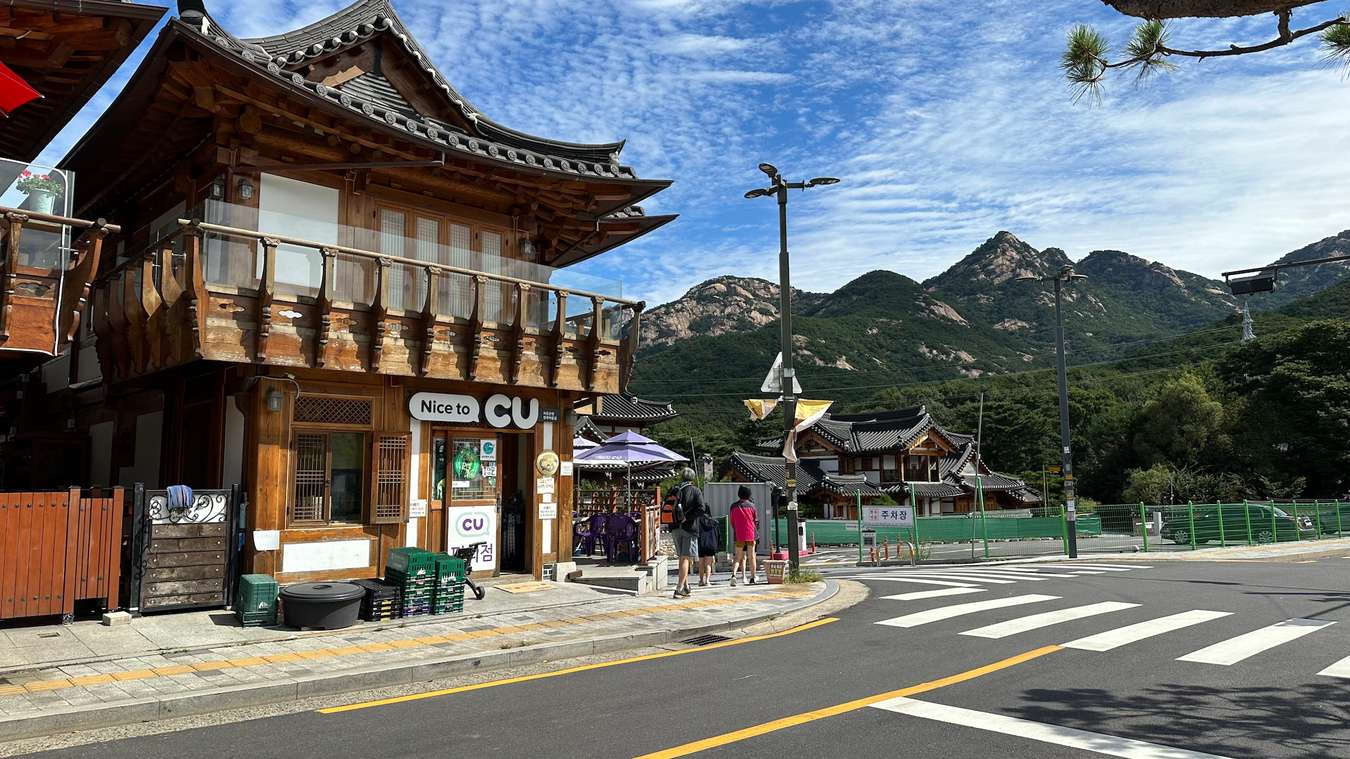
[671,528,699,559]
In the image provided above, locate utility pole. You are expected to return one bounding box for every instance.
[974,392,989,560]
[1018,265,1086,559]
[745,164,840,573]
[1240,298,1255,342]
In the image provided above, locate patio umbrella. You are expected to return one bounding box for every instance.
[574,430,687,506]
[0,61,40,117]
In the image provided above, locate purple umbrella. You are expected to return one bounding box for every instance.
[574,430,688,506]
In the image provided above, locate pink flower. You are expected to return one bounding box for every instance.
[20,170,30,177]
[38,174,48,181]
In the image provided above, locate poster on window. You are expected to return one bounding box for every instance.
[479,438,497,462]
[446,506,497,573]
[451,438,496,498]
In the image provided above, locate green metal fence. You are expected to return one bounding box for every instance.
[779,498,1347,557]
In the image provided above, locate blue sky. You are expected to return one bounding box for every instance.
[37,0,1350,305]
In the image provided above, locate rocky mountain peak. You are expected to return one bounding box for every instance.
[927,232,1072,290]
[637,275,824,352]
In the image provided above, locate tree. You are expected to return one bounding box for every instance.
[1131,372,1229,469]
[1063,1,1350,100]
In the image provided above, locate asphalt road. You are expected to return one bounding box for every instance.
[15,556,1350,758]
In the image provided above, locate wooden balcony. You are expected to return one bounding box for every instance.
[90,219,645,393]
[0,207,113,360]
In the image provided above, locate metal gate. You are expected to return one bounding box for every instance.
[127,484,241,614]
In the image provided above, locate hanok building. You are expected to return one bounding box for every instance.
[0,0,166,482]
[573,393,678,442]
[16,0,674,582]
[572,394,681,514]
[728,406,1038,520]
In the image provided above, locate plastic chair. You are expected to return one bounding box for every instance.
[573,519,593,556]
[587,513,608,557]
[608,514,639,563]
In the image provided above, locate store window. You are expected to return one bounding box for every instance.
[449,437,498,500]
[292,431,368,523]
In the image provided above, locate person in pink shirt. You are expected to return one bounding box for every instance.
[728,486,759,586]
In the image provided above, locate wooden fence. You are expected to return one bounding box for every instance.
[0,488,123,622]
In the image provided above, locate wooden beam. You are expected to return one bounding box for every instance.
[370,257,388,372]
[315,247,335,367]
[58,225,108,345]
[140,255,163,371]
[466,275,485,381]
[256,236,277,362]
[584,296,604,391]
[184,231,207,359]
[156,241,183,364]
[418,268,438,376]
[0,212,25,341]
[548,290,567,387]
[507,282,528,385]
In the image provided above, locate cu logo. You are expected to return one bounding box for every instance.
[458,511,491,536]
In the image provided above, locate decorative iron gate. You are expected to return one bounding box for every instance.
[127,484,241,613]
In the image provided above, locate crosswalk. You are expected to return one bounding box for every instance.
[852,562,1350,681]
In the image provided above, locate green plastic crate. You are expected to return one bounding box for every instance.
[236,574,278,626]
[386,547,436,575]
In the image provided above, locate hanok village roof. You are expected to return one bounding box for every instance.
[61,0,676,267]
[574,394,679,443]
[734,405,1039,504]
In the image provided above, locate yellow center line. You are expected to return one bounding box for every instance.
[633,644,1063,759]
[318,617,840,715]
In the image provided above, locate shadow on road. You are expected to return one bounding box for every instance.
[1010,682,1350,757]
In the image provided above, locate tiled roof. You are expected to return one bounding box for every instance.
[728,452,884,498]
[961,472,1028,492]
[586,394,678,423]
[884,482,966,499]
[574,416,607,443]
[183,1,663,190]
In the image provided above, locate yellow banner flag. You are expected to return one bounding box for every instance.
[744,398,778,421]
[793,399,832,432]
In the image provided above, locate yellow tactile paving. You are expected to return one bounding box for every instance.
[356,643,393,653]
[297,648,339,659]
[0,684,26,696]
[229,657,270,667]
[330,645,371,655]
[111,669,157,682]
[152,665,194,676]
[68,673,116,686]
[263,653,303,664]
[24,679,71,692]
[386,639,422,650]
[191,661,234,672]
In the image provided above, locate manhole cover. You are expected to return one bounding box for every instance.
[681,634,732,646]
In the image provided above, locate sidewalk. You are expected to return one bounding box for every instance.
[0,579,833,741]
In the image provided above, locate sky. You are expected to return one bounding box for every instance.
[35,0,1350,306]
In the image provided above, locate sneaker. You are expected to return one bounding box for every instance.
[749,577,757,585]
[730,576,738,587]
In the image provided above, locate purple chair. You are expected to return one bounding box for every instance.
[586,513,608,557]
[573,519,593,556]
[607,513,639,563]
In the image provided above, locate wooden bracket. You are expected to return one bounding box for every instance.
[315,247,336,367]
[256,236,278,362]
[123,267,148,373]
[184,230,207,359]
[548,290,568,387]
[58,224,108,345]
[139,255,163,371]
[418,268,438,376]
[617,301,646,394]
[584,296,604,391]
[466,274,486,381]
[507,282,529,384]
[155,240,182,366]
[0,212,28,342]
[370,257,389,373]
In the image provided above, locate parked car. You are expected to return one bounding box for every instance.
[1161,504,1315,545]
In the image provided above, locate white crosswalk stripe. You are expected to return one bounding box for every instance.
[837,576,976,587]
[882,587,986,601]
[1316,653,1350,679]
[1177,618,1336,666]
[946,568,1080,579]
[1038,563,1149,571]
[893,573,1019,584]
[1063,610,1234,652]
[877,594,1058,628]
[960,601,1139,639]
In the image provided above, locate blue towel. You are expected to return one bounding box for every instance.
[167,484,193,514]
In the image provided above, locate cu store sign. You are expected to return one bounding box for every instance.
[409,392,542,429]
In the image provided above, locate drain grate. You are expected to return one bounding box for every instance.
[681,633,732,646]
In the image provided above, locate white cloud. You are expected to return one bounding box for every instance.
[654,33,754,55]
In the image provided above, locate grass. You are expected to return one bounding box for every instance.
[786,569,823,584]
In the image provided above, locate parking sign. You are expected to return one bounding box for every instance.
[862,506,915,528]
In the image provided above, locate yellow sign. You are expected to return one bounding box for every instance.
[536,450,560,477]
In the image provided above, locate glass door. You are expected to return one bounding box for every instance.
[431,429,501,574]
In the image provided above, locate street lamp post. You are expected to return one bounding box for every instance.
[1018,265,1087,559]
[746,164,839,573]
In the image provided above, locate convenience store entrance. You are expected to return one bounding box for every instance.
[429,428,532,577]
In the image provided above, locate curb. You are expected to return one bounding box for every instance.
[0,592,644,679]
[0,582,838,742]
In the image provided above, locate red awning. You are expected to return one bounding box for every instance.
[0,60,41,116]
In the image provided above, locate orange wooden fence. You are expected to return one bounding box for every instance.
[0,487,124,622]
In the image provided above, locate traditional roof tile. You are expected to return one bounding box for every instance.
[583,394,678,424]
[728,452,884,498]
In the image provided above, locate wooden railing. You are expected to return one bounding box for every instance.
[0,206,116,357]
[91,219,644,392]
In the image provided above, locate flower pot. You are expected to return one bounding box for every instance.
[25,189,55,215]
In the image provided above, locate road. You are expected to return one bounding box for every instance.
[13,555,1350,758]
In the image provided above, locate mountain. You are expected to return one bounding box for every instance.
[628,230,1350,411]
[1256,231,1350,307]
[638,276,827,352]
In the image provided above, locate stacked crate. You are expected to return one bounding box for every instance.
[432,553,467,614]
[385,547,435,617]
[351,578,402,622]
[235,574,279,627]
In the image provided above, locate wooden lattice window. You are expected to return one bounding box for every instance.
[370,433,410,524]
[293,433,328,522]
[294,395,373,425]
[290,430,369,524]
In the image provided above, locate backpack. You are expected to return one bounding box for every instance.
[668,485,687,527]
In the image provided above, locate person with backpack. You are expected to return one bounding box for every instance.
[728,486,759,586]
[669,467,706,598]
[697,509,720,586]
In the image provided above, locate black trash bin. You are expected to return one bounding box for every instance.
[279,582,365,629]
